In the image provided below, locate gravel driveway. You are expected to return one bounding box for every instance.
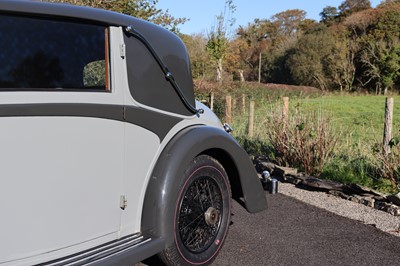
[278,182,400,236]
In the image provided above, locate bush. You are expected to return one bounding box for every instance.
[235,136,273,157]
[266,108,340,176]
[376,135,400,190]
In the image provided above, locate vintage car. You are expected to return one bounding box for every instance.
[0,1,267,265]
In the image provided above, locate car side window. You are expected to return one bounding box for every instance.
[0,15,109,91]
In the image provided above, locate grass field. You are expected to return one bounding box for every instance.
[226,94,400,150]
[205,89,400,193]
[292,95,400,146]
[286,95,400,192]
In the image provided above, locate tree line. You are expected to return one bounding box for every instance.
[184,0,400,94]
[45,0,399,94]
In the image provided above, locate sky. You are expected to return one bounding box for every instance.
[156,0,382,35]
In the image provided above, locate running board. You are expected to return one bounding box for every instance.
[36,234,165,266]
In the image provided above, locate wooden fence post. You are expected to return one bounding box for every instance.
[225,95,232,124]
[210,92,214,111]
[283,97,289,122]
[383,97,394,157]
[241,94,246,115]
[248,101,255,138]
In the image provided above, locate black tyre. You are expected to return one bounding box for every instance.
[160,155,231,266]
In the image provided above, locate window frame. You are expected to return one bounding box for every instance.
[104,28,111,92]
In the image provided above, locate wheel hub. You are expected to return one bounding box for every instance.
[204,207,219,225]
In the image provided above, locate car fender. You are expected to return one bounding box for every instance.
[141,125,267,246]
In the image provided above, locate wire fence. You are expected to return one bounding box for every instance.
[202,93,400,155]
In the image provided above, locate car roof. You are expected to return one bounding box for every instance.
[0,0,142,27]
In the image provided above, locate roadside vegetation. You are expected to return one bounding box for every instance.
[196,82,400,193]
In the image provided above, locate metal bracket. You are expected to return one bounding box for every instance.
[120,44,126,59]
[120,195,127,210]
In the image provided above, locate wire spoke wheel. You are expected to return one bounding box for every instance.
[159,155,231,266]
[178,177,223,253]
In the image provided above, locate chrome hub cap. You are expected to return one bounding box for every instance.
[204,207,219,226]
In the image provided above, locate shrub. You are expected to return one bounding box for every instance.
[376,134,400,190]
[235,136,273,157]
[266,108,340,176]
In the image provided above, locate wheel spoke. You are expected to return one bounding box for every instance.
[178,176,224,253]
[180,213,203,233]
[206,179,214,207]
[195,181,205,211]
[184,218,204,247]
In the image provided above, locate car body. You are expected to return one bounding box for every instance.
[0,1,267,265]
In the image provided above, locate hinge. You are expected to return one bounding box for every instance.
[120,195,127,210]
[120,44,126,59]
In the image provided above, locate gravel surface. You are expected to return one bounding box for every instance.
[278,181,400,237]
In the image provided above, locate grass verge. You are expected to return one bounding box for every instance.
[195,82,400,193]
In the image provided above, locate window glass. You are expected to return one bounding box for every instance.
[0,15,108,91]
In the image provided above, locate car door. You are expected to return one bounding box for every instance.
[0,15,125,264]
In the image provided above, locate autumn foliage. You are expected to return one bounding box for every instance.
[184,0,400,94]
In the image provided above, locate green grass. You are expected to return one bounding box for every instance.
[291,95,400,146]
[321,155,392,192]
[207,91,400,193]
[226,94,400,153]
[195,82,400,192]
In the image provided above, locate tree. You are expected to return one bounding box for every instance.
[206,0,236,83]
[267,9,308,63]
[342,8,376,36]
[287,26,335,90]
[224,38,249,82]
[206,23,228,83]
[380,0,400,4]
[237,19,273,83]
[360,40,400,94]
[269,9,307,52]
[270,9,307,37]
[325,25,356,91]
[181,34,214,80]
[359,9,400,94]
[235,10,309,84]
[233,28,254,81]
[339,0,371,17]
[320,6,339,25]
[43,0,187,32]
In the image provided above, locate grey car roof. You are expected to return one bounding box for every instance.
[0,0,142,26]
